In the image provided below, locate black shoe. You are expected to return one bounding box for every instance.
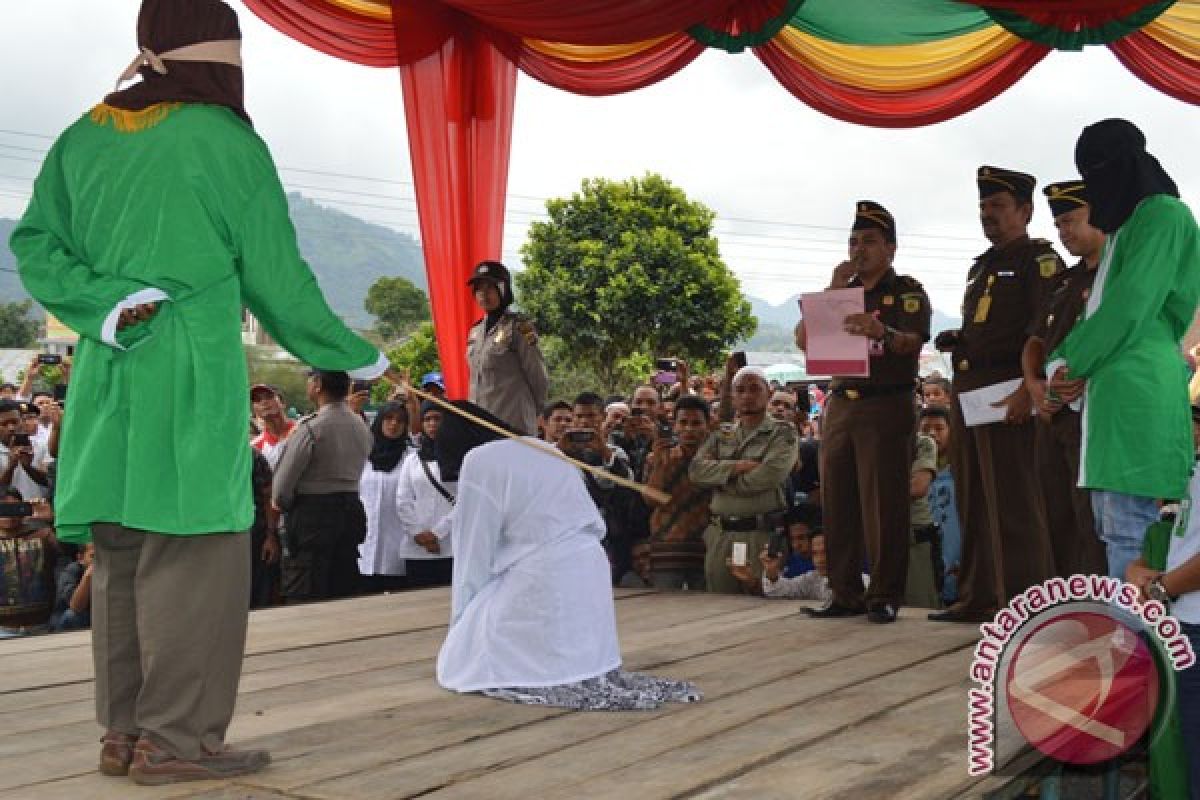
[804,602,866,619]
[927,606,992,624]
[867,603,898,624]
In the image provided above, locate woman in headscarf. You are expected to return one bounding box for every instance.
[1047,119,1200,581]
[394,401,455,587]
[357,403,410,591]
[8,0,392,783]
[434,402,701,710]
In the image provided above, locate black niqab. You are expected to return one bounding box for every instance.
[1074,118,1178,234]
[435,401,514,482]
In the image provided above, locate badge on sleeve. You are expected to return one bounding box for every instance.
[1037,254,1059,278]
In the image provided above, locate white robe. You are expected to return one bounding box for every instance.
[357,462,406,576]
[394,452,455,560]
[436,437,621,692]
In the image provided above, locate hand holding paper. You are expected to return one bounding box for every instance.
[800,288,869,377]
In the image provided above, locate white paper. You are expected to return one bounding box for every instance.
[800,288,869,377]
[957,378,1023,427]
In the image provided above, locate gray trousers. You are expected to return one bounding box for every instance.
[92,524,250,760]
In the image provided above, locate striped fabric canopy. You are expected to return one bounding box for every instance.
[245,0,1199,124]
[240,0,1200,396]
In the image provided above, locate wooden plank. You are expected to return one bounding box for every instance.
[295,629,975,799]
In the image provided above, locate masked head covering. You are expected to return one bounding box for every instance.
[105,0,250,126]
[1074,119,1178,233]
[368,402,409,473]
[435,401,514,482]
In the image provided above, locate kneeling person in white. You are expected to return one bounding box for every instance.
[434,402,700,710]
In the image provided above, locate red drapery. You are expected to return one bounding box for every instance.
[1111,30,1200,105]
[398,13,517,396]
[241,0,1196,395]
[514,35,707,96]
[754,39,1052,128]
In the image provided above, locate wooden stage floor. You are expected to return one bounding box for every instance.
[0,589,1024,799]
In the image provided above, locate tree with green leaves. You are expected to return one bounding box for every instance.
[515,173,756,392]
[364,275,430,342]
[386,321,441,385]
[0,300,40,349]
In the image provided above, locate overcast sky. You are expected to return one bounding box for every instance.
[2,1,1197,314]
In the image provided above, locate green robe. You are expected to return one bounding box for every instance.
[9,103,383,543]
[1050,195,1200,500]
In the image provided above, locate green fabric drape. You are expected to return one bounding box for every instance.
[787,0,994,45]
[983,0,1176,50]
[688,0,805,53]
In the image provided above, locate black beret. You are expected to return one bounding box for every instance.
[978,165,1036,201]
[852,200,896,243]
[1043,180,1089,218]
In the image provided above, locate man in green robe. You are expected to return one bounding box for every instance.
[1047,118,1200,582]
[9,0,390,785]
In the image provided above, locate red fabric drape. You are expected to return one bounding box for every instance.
[437,0,736,45]
[399,21,517,398]
[244,0,402,66]
[963,0,1169,11]
[753,39,1051,127]
[1110,31,1200,105]
[515,35,706,95]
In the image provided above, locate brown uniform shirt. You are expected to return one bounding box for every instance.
[466,310,549,436]
[953,235,1064,392]
[831,269,932,391]
[1029,259,1097,355]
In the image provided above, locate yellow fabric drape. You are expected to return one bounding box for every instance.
[521,35,673,62]
[321,0,391,21]
[1142,1,1200,59]
[771,25,1023,91]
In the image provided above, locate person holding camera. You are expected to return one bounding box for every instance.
[560,392,645,584]
[643,395,713,590]
[466,260,548,436]
[613,386,662,481]
[273,370,374,603]
[690,367,798,595]
[728,527,832,602]
[0,400,51,501]
[0,487,58,636]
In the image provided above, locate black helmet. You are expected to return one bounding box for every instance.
[467,260,514,307]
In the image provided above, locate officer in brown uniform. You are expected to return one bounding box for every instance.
[930,167,1063,623]
[465,260,549,436]
[1021,180,1108,578]
[796,201,932,624]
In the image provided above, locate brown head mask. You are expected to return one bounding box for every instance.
[105,0,250,126]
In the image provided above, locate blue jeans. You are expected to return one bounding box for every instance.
[1179,623,1200,800]
[1090,491,1158,581]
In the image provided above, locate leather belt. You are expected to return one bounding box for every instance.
[713,512,787,532]
[829,384,913,400]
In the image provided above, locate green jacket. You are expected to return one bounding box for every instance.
[10,103,382,542]
[1050,195,1200,500]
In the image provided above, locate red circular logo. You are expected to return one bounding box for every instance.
[1005,611,1159,765]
